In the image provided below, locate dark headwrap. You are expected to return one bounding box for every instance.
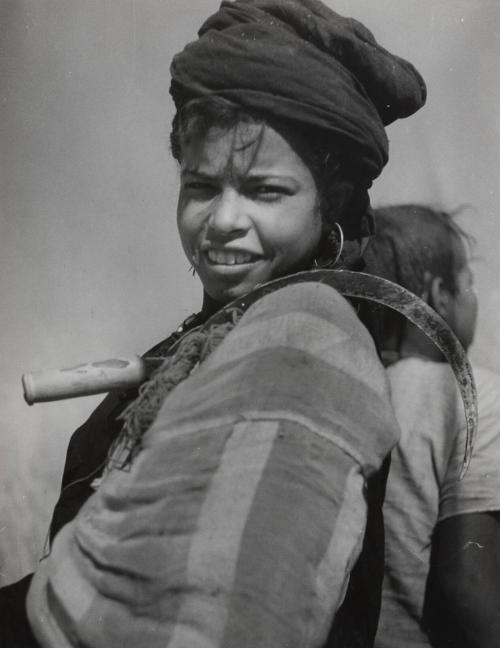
[170,0,425,178]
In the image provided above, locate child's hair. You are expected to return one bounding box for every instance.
[363,204,474,350]
[170,95,373,242]
[366,204,474,296]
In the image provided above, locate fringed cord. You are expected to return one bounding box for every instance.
[105,307,243,472]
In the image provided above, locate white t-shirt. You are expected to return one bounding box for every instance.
[375,359,500,648]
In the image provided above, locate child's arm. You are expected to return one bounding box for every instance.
[424,511,500,648]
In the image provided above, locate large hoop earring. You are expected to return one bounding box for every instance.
[330,222,344,267]
[314,222,344,269]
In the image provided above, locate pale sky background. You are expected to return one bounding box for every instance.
[1,0,499,584]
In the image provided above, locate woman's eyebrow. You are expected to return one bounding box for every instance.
[243,172,298,183]
[181,168,219,180]
[242,174,301,190]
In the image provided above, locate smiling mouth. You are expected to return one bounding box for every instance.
[205,249,263,266]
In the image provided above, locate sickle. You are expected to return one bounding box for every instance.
[195,269,477,478]
[23,269,477,477]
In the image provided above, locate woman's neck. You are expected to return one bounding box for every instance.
[201,291,225,319]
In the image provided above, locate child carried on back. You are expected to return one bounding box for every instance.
[366,204,500,648]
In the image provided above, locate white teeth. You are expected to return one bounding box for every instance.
[206,249,256,265]
[235,252,253,264]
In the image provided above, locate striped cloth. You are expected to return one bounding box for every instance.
[27,282,400,648]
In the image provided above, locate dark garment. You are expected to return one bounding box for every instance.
[325,457,391,647]
[50,390,132,541]
[0,575,38,648]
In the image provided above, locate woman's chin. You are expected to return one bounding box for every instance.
[199,262,273,305]
[200,262,313,306]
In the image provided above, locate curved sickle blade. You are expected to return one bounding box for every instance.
[199,269,477,478]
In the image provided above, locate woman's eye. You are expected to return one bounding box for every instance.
[183,181,217,198]
[251,185,291,201]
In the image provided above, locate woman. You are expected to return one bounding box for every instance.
[7,1,426,646]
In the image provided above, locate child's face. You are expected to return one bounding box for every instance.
[176,121,323,304]
[447,258,478,351]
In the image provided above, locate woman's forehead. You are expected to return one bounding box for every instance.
[180,122,311,179]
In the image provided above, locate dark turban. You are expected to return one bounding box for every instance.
[170,0,426,184]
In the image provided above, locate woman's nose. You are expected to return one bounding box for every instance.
[208,188,249,235]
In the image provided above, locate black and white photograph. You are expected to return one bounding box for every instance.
[1,1,499,646]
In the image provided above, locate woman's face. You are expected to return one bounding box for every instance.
[176,122,323,304]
